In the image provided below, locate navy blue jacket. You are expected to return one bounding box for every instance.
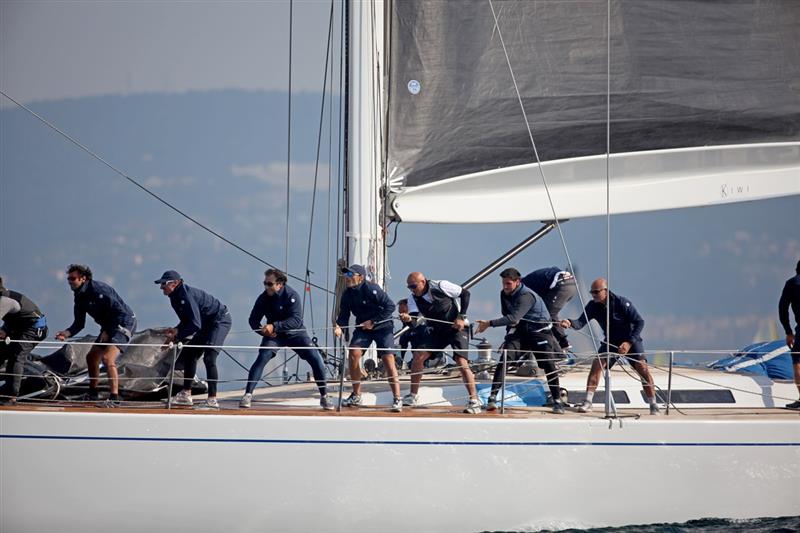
[336,281,395,332]
[571,291,644,345]
[490,284,550,331]
[248,284,305,336]
[779,274,800,336]
[168,283,228,340]
[521,267,562,295]
[67,279,135,336]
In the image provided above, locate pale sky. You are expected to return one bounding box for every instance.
[1,0,334,105]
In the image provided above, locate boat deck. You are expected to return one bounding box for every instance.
[3,367,798,420]
[3,380,799,420]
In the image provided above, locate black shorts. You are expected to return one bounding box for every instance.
[599,340,645,367]
[416,326,470,360]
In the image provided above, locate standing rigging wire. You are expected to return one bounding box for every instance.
[283,0,295,381]
[487,0,599,351]
[324,0,337,360]
[285,0,294,276]
[301,0,336,332]
[604,0,614,416]
[0,89,332,295]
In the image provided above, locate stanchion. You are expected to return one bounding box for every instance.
[666,350,674,416]
[500,348,508,414]
[166,342,181,410]
[336,340,346,412]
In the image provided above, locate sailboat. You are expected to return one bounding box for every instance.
[2,1,799,532]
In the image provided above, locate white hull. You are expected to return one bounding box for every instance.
[3,404,799,532]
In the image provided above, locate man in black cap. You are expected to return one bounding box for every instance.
[0,277,48,405]
[334,264,402,412]
[55,264,136,407]
[156,270,232,409]
[779,259,800,409]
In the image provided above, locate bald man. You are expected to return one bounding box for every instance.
[400,272,480,414]
[561,278,660,415]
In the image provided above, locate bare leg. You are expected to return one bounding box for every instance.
[348,347,363,395]
[585,358,605,394]
[382,354,401,399]
[794,361,800,397]
[631,359,656,400]
[86,347,102,391]
[409,351,431,394]
[454,355,477,399]
[100,346,121,395]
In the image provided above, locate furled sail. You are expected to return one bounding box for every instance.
[385,0,800,223]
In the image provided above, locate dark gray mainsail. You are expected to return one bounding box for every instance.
[385,0,800,223]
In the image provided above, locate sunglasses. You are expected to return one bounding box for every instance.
[590,288,607,294]
[406,284,418,290]
[344,271,356,278]
[263,281,276,287]
[66,276,81,282]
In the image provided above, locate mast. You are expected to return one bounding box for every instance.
[346,0,386,285]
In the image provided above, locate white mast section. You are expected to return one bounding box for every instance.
[347,0,386,285]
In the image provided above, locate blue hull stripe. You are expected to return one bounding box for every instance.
[1,434,799,446]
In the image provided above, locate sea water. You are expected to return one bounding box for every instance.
[494,515,800,532]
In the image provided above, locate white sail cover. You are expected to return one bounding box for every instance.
[385,0,800,223]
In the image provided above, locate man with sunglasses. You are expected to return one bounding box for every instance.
[399,272,481,414]
[522,267,577,352]
[55,264,136,407]
[240,269,334,410]
[560,278,659,415]
[475,268,565,414]
[155,270,231,409]
[0,277,48,405]
[333,264,401,412]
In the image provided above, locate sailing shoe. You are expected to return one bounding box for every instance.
[552,401,565,415]
[485,397,497,412]
[785,400,800,410]
[463,398,482,414]
[97,395,122,408]
[576,401,593,413]
[197,397,219,410]
[78,390,100,402]
[342,393,362,408]
[391,397,403,413]
[171,390,193,407]
[239,393,252,409]
[649,404,662,415]
[320,395,335,411]
[402,393,419,407]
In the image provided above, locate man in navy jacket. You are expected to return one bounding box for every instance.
[561,278,659,414]
[241,269,333,410]
[55,264,136,407]
[156,270,231,409]
[334,264,401,412]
